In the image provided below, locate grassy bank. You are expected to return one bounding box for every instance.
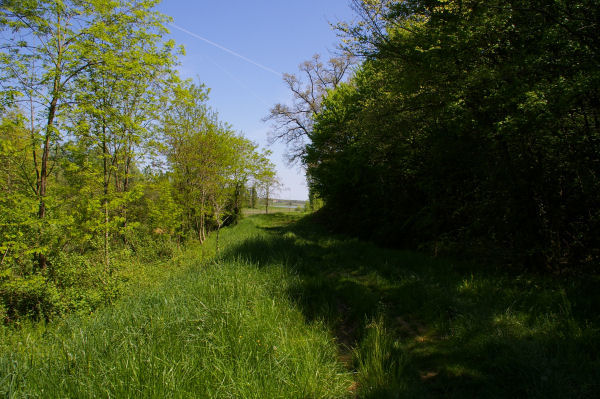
[1,213,598,398]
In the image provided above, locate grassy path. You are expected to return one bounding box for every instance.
[221,213,599,398]
[2,213,599,398]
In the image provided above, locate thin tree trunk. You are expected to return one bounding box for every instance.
[123,143,131,229]
[200,212,206,243]
[30,92,40,196]
[265,186,269,214]
[233,182,241,218]
[104,197,109,272]
[37,94,59,271]
[102,123,110,273]
[36,9,65,271]
[200,191,207,242]
[195,213,202,241]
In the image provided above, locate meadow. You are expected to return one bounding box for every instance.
[1,213,598,398]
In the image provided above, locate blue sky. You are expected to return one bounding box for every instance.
[156,1,356,200]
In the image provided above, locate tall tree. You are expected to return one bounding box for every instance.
[0,0,173,269]
[1,0,98,269]
[161,81,211,241]
[72,0,176,269]
[264,54,354,163]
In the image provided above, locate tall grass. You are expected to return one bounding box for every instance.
[2,212,598,398]
[0,216,352,398]
[221,213,600,398]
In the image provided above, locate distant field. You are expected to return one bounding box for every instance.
[243,207,303,215]
[243,199,306,215]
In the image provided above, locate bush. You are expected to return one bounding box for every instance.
[123,229,178,262]
[48,252,95,289]
[48,251,122,314]
[0,272,61,321]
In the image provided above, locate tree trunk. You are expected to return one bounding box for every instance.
[251,185,257,208]
[102,123,110,273]
[123,144,131,229]
[200,191,207,242]
[200,212,206,243]
[36,9,66,271]
[265,186,270,214]
[36,93,59,271]
[233,183,241,219]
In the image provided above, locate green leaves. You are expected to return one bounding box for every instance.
[0,0,275,320]
[307,0,600,271]
[161,80,271,239]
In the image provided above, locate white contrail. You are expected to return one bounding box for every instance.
[169,23,282,77]
[200,51,271,107]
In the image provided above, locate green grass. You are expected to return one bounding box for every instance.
[220,213,600,398]
[0,216,352,398]
[1,213,599,398]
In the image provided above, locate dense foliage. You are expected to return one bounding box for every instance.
[0,0,276,321]
[304,0,600,271]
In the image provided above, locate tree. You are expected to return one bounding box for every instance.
[0,0,173,269]
[1,0,98,269]
[161,80,268,246]
[161,80,212,241]
[72,1,176,270]
[227,136,260,223]
[254,153,280,214]
[264,53,354,163]
[307,0,600,271]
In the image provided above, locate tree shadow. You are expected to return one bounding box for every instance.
[220,214,600,398]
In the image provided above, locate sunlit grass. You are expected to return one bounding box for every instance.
[2,212,598,398]
[0,216,352,398]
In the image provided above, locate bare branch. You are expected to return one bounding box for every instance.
[264,53,355,164]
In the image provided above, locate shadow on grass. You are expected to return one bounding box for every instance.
[221,213,600,398]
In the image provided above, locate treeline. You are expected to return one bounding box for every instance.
[300,0,599,271]
[0,0,276,321]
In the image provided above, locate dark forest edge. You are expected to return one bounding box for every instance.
[268,0,600,274]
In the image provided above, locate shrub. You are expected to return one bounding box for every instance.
[123,229,178,262]
[0,272,61,321]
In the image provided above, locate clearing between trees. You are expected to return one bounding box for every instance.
[2,213,598,398]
